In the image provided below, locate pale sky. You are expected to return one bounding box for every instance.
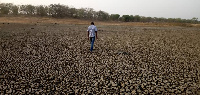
[1,0,200,20]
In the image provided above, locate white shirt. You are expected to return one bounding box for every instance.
[88,25,97,37]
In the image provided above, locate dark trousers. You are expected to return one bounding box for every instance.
[90,37,95,51]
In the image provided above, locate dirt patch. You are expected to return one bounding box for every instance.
[0,21,200,94]
[0,17,199,27]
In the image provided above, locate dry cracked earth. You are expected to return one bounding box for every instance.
[0,23,200,94]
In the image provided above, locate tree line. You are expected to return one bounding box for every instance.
[0,3,199,23]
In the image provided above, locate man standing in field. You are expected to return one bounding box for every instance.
[88,22,98,52]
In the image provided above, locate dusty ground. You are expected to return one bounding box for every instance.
[0,18,200,94]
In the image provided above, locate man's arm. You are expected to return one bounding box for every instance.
[95,31,97,39]
[95,26,98,39]
[88,31,89,40]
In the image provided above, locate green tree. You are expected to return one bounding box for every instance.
[129,15,134,22]
[134,15,141,22]
[110,14,120,21]
[96,10,109,21]
[26,5,36,15]
[85,8,95,19]
[0,3,12,15]
[158,17,166,22]
[191,17,198,23]
[168,18,174,23]
[19,5,36,15]
[175,18,182,23]
[146,17,152,22]
[77,8,86,19]
[48,4,69,18]
[69,7,77,18]
[140,16,146,22]
[11,5,19,15]
[122,15,130,22]
[36,5,48,16]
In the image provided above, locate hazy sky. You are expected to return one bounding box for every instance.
[1,0,200,20]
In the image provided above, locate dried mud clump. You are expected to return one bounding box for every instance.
[0,24,200,94]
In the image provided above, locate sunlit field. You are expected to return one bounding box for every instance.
[0,17,200,94]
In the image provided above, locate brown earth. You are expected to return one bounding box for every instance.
[0,17,200,27]
[0,17,200,94]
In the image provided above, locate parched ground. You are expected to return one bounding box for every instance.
[0,19,200,94]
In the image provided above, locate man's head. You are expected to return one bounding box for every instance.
[91,22,94,25]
